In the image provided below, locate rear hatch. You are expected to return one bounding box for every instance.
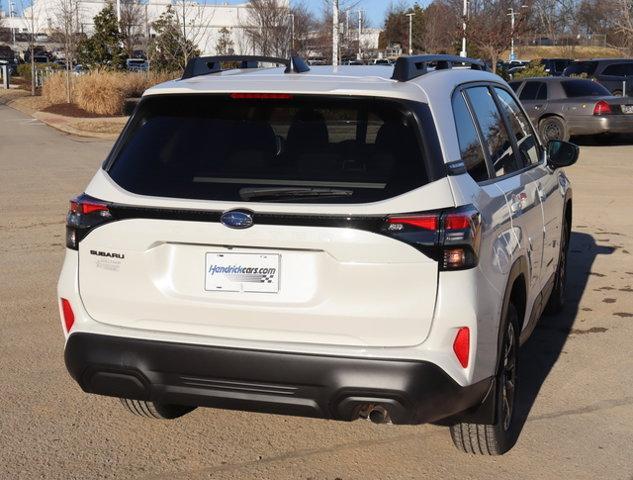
[76,93,454,348]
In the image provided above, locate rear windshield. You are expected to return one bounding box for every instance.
[561,79,611,97]
[564,61,598,76]
[106,94,432,203]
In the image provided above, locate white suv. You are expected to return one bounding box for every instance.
[58,55,578,455]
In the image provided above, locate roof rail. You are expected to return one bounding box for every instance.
[391,55,487,82]
[181,55,310,80]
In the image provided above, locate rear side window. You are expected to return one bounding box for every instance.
[561,80,611,97]
[451,92,489,182]
[602,63,633,76]
[494,88,541,167]
[465,86,519,178]
[107,95,432,204]
[519,81,547,101]
[564,61,598,76]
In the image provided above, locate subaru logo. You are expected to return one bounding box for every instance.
[220,210,254,229]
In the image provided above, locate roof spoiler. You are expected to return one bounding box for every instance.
[181,55,310,80]
[392,55,488,82]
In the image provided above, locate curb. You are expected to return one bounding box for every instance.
[32,111,123,140]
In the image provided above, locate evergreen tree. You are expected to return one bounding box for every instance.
[77,3,125,69]
[148,6,200,72]
[215,27,235,55]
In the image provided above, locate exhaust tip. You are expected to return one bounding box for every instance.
[368,405,391,424]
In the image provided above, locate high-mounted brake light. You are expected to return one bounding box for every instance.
[453,327,470,368]
[230,93,293,99]
[66,194,113,250]
[61,298,75,333]
[382,205,481,270]
[593,100,612,115]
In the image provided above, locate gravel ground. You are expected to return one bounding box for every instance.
[1,104,632,480]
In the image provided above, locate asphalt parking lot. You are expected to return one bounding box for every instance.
[1,103,633,480]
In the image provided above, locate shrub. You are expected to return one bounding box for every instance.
[42,71,74,104]
[512,61,548,80]
[75,70,126,115]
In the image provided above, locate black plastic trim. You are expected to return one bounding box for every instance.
[65,333,492,425]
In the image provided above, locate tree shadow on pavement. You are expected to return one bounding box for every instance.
[513,232,615,439]
[572,134,633,146]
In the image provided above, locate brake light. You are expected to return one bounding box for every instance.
[386,214,438,231]
[230,93,293,99]
[453,327,470,368]
[66,194,112,250]
[61,298,75,332]
[593,100,612,115]
[382,205,482,270]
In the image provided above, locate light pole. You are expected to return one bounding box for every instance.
[357,10,362,60]
[405,12,415,55]
[116,0,121,24]
[332,0,339,67]
[507,5,527,61]
[288,12,295,54]
[459,0,468,57]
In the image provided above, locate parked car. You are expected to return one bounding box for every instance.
[59,54,578,456]
[126,58,149,72]
[373,58,392,65]
[563,58,633,96]
[509,76,633,141]
[540,58,573,76]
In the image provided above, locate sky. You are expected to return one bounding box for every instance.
[8,0,431,28]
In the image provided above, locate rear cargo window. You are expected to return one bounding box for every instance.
[106,94,432,204]
[564,61,598,76]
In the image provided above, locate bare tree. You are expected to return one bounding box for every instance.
[242,0,293,57]
[173,0,216,61]
[51,0,82,102]
[120,0,144,57]
[423,0,460,53]
[466,0,533,72]
[613,0,633,55]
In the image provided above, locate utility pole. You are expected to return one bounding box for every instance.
[460,0,467,57]
[405,12,415,56]
[9,0,17,47]
[357,10,362,60]
[507,5,527,61]
[332,0,339,67]
[288,12,295,55]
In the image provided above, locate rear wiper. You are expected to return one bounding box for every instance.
[239,187,353,201]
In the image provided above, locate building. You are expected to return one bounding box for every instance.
[0,0,290,56]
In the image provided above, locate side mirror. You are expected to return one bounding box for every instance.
[546,140,579,169]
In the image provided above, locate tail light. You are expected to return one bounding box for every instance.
[382,205,482,270]
[593,100,612,115]
[66,194,112,249]
[61,298,75,332]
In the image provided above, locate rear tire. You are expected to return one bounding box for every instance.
[539,116,569,142]
[119,398,196,419]
[449,304,520,455]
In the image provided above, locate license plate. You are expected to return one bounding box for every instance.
[622,105,633,114]
[205,253,280,293]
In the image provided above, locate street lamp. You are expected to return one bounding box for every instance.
[507,5,527,61]
[405,12,415,56]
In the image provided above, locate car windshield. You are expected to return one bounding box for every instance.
[564,61,598,76]
[106,94,432,204]
[561,80,611,97]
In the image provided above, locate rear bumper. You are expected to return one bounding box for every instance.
[64,333,492,425]
[568,114,633,135]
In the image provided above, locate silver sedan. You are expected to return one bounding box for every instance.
[509,77,633,142]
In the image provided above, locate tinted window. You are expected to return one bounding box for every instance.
[519,81,547,101]
[561,79,611,97]
[494,88,541,167]
[452,92,489,182]
[107,95,430,204]
[564,61,598,76]
[509,81,521,92]
[465,86,519,178]
[602,63,633,76]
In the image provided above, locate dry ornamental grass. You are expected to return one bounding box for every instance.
[42,70,178,116]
